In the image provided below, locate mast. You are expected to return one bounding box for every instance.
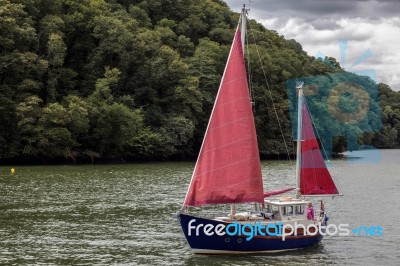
[240,4,260,212]
[295,82,304,198]
[232,4,246,216]
[240,5,247,55]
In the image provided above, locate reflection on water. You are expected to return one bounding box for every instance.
[0,150,399,265]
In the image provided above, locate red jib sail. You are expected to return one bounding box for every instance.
[300,102,339,195]
[183,26,264,207]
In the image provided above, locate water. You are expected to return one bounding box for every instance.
[0,150,399,265]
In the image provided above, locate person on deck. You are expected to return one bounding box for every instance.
[307,202,314,220]
[320,200,325,217]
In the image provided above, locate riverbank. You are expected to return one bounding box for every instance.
[5,148,398,166]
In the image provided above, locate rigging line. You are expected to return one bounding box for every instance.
[304,100,331,162]
[247,19,295,170]
[260,57,296,159]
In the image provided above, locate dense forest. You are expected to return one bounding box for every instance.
[1,0,400,163]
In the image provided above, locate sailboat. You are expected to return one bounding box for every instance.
[176,6,340,254]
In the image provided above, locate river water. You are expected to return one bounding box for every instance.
[0,150,399,265]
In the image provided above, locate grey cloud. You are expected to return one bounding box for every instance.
[261,16,342,33]
[256,0,355,16]
[225,0,400,90]
[229,0,356,16]
[227,0,400,23]
[311,18,342,30]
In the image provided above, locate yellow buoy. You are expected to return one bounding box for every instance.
[11,168,15,174]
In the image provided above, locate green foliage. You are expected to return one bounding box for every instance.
[1,0,399,163]
[16,96,44,156]
[37,102,74,157]
[159,116,196,157]
[88,67,120,104]
[370,84,400,148]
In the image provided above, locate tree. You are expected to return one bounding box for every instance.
[159,116,196,157]
[16,96,43,156]
[36,102,74,158]
[64,95,89,144]
[46,32,67,102]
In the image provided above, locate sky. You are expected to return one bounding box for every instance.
[225,0,400,91]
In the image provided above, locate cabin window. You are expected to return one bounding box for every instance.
[295,205,304,215]
[281,206,294,216]
[271,205,279,214]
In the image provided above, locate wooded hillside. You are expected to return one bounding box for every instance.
[1,0,399,163]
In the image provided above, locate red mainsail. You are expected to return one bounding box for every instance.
[183,27,264,207]
[300,102,339,195]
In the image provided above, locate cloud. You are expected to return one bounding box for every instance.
[311,18,341,31]
[227,0,400,19]
[225,0,400,90]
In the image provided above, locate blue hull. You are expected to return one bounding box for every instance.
[178,213,323,254]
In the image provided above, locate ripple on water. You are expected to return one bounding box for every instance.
[0,155,399,265]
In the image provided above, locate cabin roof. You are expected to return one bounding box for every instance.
[265,197,308,206]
